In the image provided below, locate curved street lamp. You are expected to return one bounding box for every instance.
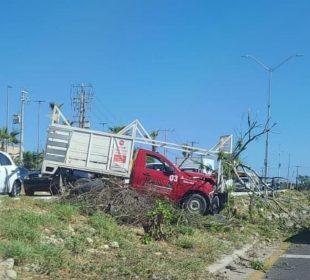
[242,53,304,178]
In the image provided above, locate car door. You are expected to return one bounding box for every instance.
[0,153,17,194]
[0,158,6,193]
[141,153,177,197]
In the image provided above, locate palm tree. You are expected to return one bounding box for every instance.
[0,128,19,151]
[23,151,43,170]
[49,102,63,110]
[149,130,159,152]
[108,126,126,134]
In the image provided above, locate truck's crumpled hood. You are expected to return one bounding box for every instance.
[182,171,216,185]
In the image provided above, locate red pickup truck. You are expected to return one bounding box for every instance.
[130,149,223,214]
[27,147,225,214]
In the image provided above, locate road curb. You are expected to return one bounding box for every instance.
[208,243,254,274]
[247,242,289,280]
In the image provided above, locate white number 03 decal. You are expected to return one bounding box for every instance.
[169,175,178,182]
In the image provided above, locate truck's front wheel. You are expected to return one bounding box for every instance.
[184,194,207,214]
[211,195,220,214]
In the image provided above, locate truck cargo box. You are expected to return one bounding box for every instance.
[42,124,134,178]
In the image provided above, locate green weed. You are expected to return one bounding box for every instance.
[176,225,195,236]
[89,213,120,240]
[250,259,266,271]
[35,243,67,273]
[64,235,88,254]
[49,202,80,222]
[176,237,194,249]
[0,240,34,265]
[88,212,135,250]
[0,210,55,242]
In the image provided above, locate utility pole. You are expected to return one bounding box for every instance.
[99,122,107,131]
[72,84,93,128]
[188,141,199,156]
[159,129,174,156]
[277,146,281,177]
[295,165,301,189]
[32,100,46,154]
[287,153,291,181]
[19,90,28,163]
[5,85,12,152]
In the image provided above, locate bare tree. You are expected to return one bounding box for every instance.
[218,114,277,217]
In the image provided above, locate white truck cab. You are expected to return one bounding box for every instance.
[0,151,21,197]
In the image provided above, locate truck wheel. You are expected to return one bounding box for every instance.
[211,195,220,214]
[74,178,92,188]
[9,181,21,197]
[184,194,207,214]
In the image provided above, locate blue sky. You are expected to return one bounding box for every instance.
[0,0,309,178]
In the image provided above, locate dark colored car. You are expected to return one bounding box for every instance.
[259,177,289,190]
[18,166,29,181]
[23,168,94,196]
[23,174,55,196]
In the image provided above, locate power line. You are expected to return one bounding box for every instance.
[92,102,113,123]
[94,96,122,124]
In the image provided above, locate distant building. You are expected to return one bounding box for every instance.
[6,145,20,160]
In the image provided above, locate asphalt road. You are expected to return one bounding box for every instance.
[264,229,310,280]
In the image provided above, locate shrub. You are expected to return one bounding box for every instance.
[143,200,176,241]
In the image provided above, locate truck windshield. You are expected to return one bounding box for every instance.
[145,155,179,173]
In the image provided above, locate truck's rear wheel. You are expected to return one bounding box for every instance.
[184,194,207,214]
[74,178,92,188]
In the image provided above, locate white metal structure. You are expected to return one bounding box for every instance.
[0,151,21,196]
[42,106,233,180]
[176,156,215,174]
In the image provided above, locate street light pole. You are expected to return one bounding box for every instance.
[295,165,301,189]
[242,53,303,178]
[32,100,46,154]
[5,85,12,152]
[19,90,28,163]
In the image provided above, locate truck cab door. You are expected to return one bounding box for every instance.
[141,153,178,197]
